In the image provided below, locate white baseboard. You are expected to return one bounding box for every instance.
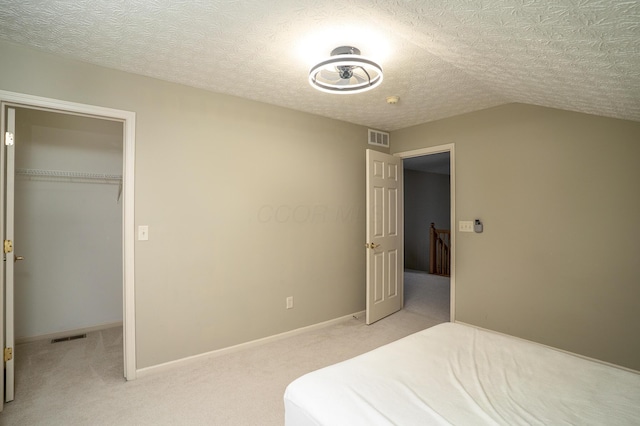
[137,310,366,378]
[16,321,123,345]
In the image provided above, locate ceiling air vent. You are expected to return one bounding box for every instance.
[368,129,389,148]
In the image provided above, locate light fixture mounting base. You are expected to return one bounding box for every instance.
[331,46,361,56]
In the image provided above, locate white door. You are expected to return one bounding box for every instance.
[366,149,403,324]
[1,105,17,408]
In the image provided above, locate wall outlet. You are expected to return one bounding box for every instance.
[286,296,294,309]
[459,221,474,232]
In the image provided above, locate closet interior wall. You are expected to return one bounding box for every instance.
[14,108,123,341]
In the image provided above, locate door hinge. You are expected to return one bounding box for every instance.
[5,131,14,146]
[4,240,13,254]
[4,347,12,362]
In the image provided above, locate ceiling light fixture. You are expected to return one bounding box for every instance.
[309,46,383,94]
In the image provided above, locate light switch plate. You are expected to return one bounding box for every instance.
[459,221,474,232]
[138,225,149,240]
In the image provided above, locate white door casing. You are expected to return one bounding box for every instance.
[0,91,136,414]
[1,106,17,405]
[366,149,403,324]
[395,144,456,323]
[0,104,3,411]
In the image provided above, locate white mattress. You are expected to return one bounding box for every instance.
[284,322,640,425]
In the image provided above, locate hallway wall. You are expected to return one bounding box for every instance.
[404,169,450,272]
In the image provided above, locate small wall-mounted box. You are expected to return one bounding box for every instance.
[474,219,483,233]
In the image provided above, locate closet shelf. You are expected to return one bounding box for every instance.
[16,168,124,202]
[16,168,122,182]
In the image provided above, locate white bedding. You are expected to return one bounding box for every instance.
[284,322,640,425]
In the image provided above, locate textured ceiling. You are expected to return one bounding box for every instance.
[1,0,638,131]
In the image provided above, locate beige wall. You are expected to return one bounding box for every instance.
[392,103,640,370]
[0,40,379,368]
[4,39,638,371]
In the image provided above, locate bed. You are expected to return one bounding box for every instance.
[284,322,640,425]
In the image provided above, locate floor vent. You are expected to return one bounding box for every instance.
[368,129,390,148]
[51,334,87,344]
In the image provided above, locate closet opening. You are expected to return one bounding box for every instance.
[1,90,136,409]
[14,106,125,384]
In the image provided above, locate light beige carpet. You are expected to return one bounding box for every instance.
[2,271,449,425]
[404,269,451,322]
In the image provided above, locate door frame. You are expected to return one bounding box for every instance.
[395,144,455,322]
[0,90,137,380]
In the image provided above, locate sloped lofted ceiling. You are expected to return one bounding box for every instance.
[1,0,638,131]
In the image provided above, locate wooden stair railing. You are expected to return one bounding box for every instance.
[429,223,451,277]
